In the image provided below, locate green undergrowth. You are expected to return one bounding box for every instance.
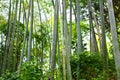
[0,52,116,80]
[70,51,116,80]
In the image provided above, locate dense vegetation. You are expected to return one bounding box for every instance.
[0,52,116,79]
[0,0,120,80]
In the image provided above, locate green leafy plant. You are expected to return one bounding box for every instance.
[70,52,116,80]
[1,61,44,80]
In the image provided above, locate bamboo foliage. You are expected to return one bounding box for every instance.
[0,0,120,80]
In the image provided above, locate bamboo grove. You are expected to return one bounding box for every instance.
[0,0,120,80]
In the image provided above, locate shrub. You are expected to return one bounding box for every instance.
[1,61,43,80]
[70,51,116,80]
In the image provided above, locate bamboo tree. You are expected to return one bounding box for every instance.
[49,0,59,79]
[60,2,66,80]
[18,0,31,74]
[76,0,83,79]
[99,0,108,79]
[107,0,120,79]
[13,0,22,72]
[7,0,19,71]
[91,7,101,52]
[2,0,12,74]
[76,0,83,54]
[87,0,99,53]
[68,0,72,55]
[27,0,34,61]
[25,0,31,57]
[63,0,72,80]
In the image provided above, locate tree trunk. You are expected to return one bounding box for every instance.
[7,0,19,71]
[76,0,83,79]
[27,0,34,61]
[2,0,12,74]
[99,0,108,79]
[49,0,59,79]
[87,0,99,53]
[63,0,72,80]
[60,2,66,80]
[69,0,72,55]
[18,0,31,74]
[91,7,101,52]
[13,0,22,72]
[107,0,120,79]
